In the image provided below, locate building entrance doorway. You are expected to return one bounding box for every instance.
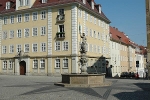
[20,61,26,75]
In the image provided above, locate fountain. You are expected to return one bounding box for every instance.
[55,33,111,87]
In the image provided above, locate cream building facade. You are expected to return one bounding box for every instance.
[0,0,110,76]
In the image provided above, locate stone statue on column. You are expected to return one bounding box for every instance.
[80,33,88,74]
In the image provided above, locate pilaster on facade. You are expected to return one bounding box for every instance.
[71,5,78,73]
[48,8,52,74]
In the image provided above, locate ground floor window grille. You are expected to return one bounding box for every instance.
[33,59,38,68]
[40,59,45,68]
[55,59,60,68]
[63,58,68,68]
[3,61,7,69]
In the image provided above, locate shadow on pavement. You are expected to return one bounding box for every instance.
[113,83,150,100]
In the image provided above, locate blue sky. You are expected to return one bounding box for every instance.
[95,0,146,46]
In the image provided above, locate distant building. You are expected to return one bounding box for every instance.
[109,27,136,77]
[0,0,110,75]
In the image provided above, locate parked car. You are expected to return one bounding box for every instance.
[120,72,129,77]
[128,72,135,78]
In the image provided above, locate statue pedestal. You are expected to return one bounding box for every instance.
[54,74,111,87]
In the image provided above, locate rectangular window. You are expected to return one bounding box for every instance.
[2,46,7,54]
[55,59,60,68]
[24,44,29,52]
[32,12,38,21]
[24,28,29,37]
[59,9,64,15]
[17,14,22,22]
[63,42,68,51]
[32,44,38,52]
[41,43,46,52]
[32,28,37,36]
[98,32,100,39]
[3,61,7,69]
[9,61,13,69]
[41,26,46,35]
[55,41,61,51]
[19,0,23,6]
[90,15,92,22]
[16,45,21,53]
[33,59,38,68]
[9,45,14,53]
[10,30,14,38]
[24,13,30,22]
[3,31,7,39]
[86,27,88,36]
[40,59,45,68]
[89,29,91,37]
[63,58,68,68]
[58,25,64,32]
[3,16,8,24]
[17,29,22,38]
[25,0,29,5]
[6,2,10,9]
[94,31,96,38]
[42,0,47,3]
[41,11,46,19]
[10,16,14,24]
[94,18,97,24]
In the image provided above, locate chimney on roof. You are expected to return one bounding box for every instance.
[116,28,118,30]
[95,4,101,14]
[91,0,94,9]
[126,35,128,38]
[83,0,86,4]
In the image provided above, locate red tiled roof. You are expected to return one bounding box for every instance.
[0,0,110,23]
[110,26,130,45]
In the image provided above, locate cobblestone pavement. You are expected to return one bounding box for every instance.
[0,75,150,100]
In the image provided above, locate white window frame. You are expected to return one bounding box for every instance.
[9,45,14,53]
[19,0,23,6]
[63,58,68,68]
[32,27,38,36]
[55,41,61,51]
[58,24,64,32]
[9,61,13,69]
[6,2,10,9]
[16,44,21,53]
[41,43,46,52]
[32,12,38,21]
[3,61,7,69]
[2,46,7,54]
[25,0,29,6]
[17,29,22,38]
[55,58,60,68]
[62,41,68,51]
[42,0,47,3]
[9,30,14,39]
[41,26,46,35]
[24,13,30,22]
[33,59,38,68]
[41,10,46,19]
[24,28,29,37]
[3,31,7,39]
[10,15,14,24]
[32,43,38,52]
[17,14,22,23]
[24,44,29,52]
[40,59,45,68]
[3,16,8,25]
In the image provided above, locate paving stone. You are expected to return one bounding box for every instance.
[0,75,150,100]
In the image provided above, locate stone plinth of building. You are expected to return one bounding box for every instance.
[54,74,112,87]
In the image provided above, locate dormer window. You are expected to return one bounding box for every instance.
[19,0,23,6]
[42,0,47,3]
[25,0,29,6]
[59,9,64,15]
[6,2,10,9]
